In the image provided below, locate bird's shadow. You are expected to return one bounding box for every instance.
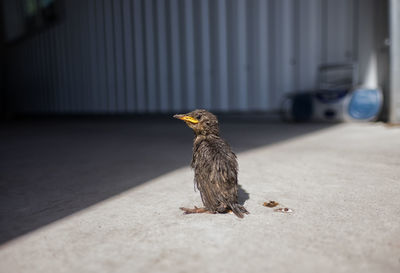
[238,184,250,205]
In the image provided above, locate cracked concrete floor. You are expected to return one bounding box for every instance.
[0,119,399,273]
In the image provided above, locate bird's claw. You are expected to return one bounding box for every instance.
[179,207,192,214]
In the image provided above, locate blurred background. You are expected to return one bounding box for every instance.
[0,0,398,121]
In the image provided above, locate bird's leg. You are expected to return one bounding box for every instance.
[180,206,214,214]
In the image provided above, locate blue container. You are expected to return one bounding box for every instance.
[347,88,382,120]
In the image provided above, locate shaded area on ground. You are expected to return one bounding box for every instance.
[0,116,332,244]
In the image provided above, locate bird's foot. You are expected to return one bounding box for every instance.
[179,206,213,215]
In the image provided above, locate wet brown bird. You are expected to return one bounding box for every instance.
[174,109,249,218]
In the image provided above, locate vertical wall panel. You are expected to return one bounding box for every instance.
[37,33,47,112]
[112,0,125,112]
[132,0,145,112]
[272,0,296,107]
[246,0,256,110]
[357,0,377,87]
[298,0,322,90]
[48,29,57,112]
[4,0,362,114]
[183,0,196,110]
[51,27,59,112]
[72,0,83,112]
[144,0,156,111]
[226,1,237,110]
[96,0,108,112]
[389,0,400,122]
[40,33,47,111]
[104,0,116,112]
[10,47,18,111]
[267,0,276,109]
[51,27,60,112]
[325,0,354,63]
[258,0,269,110]
[245,0,269,111]
[31,34,39,112]
[246,0,268,111]
[59,23,68,112]
[236,0,247,111]
[122,0,135,112]
[199,0,211,109]
[65,1,73,112]
[88,0,98,112]
[34,35,42,112]
[216,0,229,110]
[24,39,34,112]
[169,0,182,111]
[80,0,91,112]
[42,31,50,112]
[156,0,169,112]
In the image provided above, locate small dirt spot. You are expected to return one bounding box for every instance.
[263,200,293,213]
[263,201,279,208]
[274,207,293,213]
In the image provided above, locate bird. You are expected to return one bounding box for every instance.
[174,109,249,218]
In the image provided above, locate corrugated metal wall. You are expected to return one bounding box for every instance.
[5,0,360,114]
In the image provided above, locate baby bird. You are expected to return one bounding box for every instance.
[174,109,249,218]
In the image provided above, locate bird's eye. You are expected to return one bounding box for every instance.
[195,114,202,120]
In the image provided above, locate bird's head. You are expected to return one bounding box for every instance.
[174,109,219,136]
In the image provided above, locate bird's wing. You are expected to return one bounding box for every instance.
[210,149,238,201]
[195,139,238,204]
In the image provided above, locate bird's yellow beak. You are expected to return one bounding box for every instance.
[173,114,199,124]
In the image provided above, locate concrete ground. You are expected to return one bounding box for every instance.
[0,117,399,273]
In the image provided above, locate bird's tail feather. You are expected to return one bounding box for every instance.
[230,203,249,218]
